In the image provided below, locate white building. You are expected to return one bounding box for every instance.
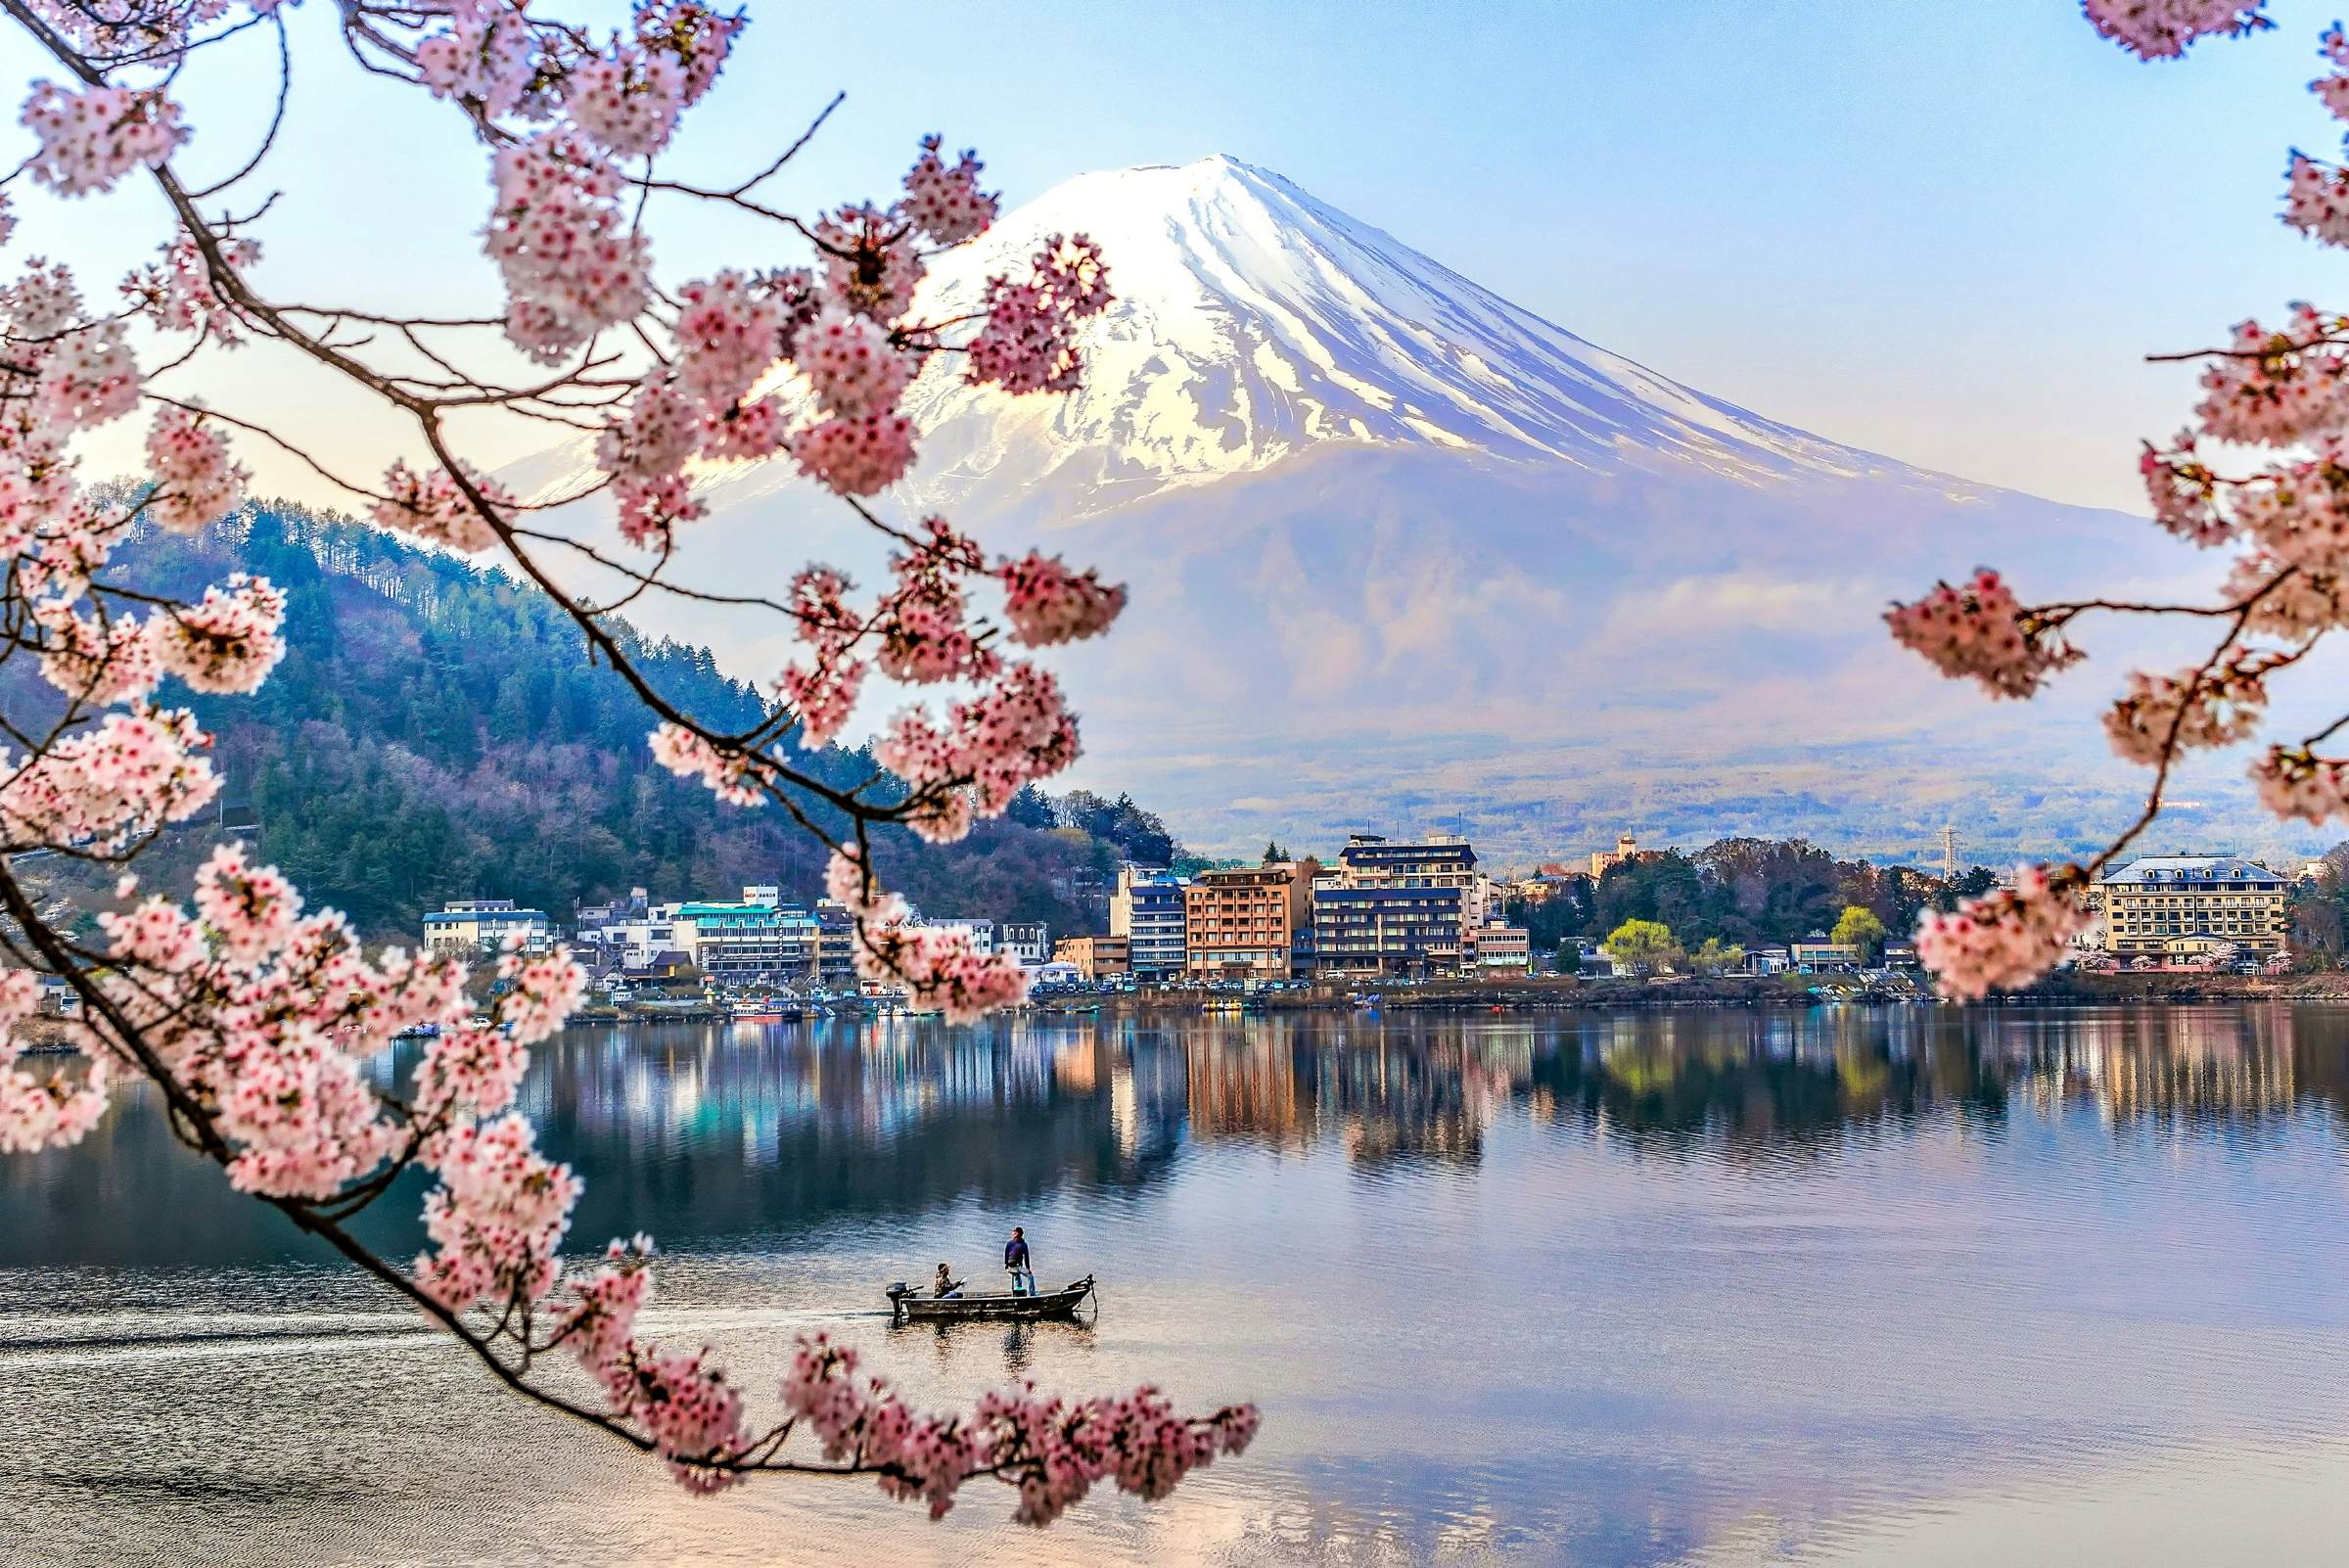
[1002,921,1050,965]
[423,899,555,957]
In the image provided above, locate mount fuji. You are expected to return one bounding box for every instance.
[509,156,2308,866]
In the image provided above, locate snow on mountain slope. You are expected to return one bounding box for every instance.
[890,155,1910,516]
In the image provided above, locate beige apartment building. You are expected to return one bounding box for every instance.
[1054,934,1131,981]
[1184,866,1299,980]
[2094,856,2288,959]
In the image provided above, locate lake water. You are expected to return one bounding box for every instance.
[9,1005,2349,1566]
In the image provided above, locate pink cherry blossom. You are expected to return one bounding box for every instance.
[781,659,863,747]
[901,136,996,245]
[416,1023,531,1119]
[2193,310,2349,444]
[144,405,250,533]
[152,575,287,695]
[1885,569,2081,699]
[122,231,257,343]
[2141,439,2234,545]
[2284,153,2349,247]
[2082,0,2269,60]
[33,602,160,706]
[1914,864,2094,1001]
[648,721,764,805]
[567,47,687,159]
[596,372,703,481]
[798,308,912,419]
[36,321,140,431]
[372,461,509,554]
[811,204,924,321]
[189,842,299,964]
[793,412,915,496]
[416,1112,581,1311]
[996,551,1127,646]
[967,235,1112,394]
[631,0,743,106]
[414,0,539,119]
[0,968,109,1153]
[485,131,652,362]
[2225,548,2349,637]
[20,81,188,197]
[495,948,586,1044]
[2318,24,2349,120]
[7,258,81,339]
[2230,444,2349,574]
[699,393,789,461]
[0,705,217,853]
[614,470,705,547]
[2250,743,2349,823]
[2103,661,2268,764]
[673,270,783,408]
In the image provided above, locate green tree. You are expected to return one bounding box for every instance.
[1602,918,1681,977]
[1832,904,1887,959]
[1688,937,1746,976]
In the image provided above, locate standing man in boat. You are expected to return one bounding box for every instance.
[1004,1226,1036,1296]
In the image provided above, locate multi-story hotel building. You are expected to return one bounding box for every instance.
[2095,856,2288,959]
[1184,866,1299,980]
[676,895,821,987]
[1310,834,1486,979]
[1111,864,1189,980]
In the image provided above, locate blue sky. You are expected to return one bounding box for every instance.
[9,0,2346,510]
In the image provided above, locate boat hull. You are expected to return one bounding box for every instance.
[888,1276,1094,1322]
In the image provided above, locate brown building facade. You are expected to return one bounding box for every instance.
[1184,866,1299,980]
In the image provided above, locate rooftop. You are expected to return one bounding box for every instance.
[2100,856,2283,886]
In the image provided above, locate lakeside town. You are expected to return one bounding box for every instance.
[408,830,2318,1017]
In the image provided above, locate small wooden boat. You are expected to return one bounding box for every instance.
[887,1275,1095,1323]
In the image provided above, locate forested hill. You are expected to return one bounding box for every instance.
[53,499,1175,941]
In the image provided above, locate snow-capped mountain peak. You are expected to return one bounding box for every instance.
[893,153,1886,517]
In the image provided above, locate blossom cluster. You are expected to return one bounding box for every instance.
[1913,865,2095,1002]
[2250,743,2349,823]
[1884,570,2078,700]
[0,969,109,1153]
[2102,660,2269,765]
[775,1332,1258,1525]
[21,80,187,197]
[659,518,1122,862]
[824,846,1031,1020]
[371,461,509,554]
[2081,0,2270,60]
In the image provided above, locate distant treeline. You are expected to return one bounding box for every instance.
[1505,839,2000,957]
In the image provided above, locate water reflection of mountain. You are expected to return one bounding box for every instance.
[11,1007,2349,1269]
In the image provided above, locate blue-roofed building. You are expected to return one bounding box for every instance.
[2093,855,2288,960]
[676,890,821,986]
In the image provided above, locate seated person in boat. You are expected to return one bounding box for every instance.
[932,1264,964,1299]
